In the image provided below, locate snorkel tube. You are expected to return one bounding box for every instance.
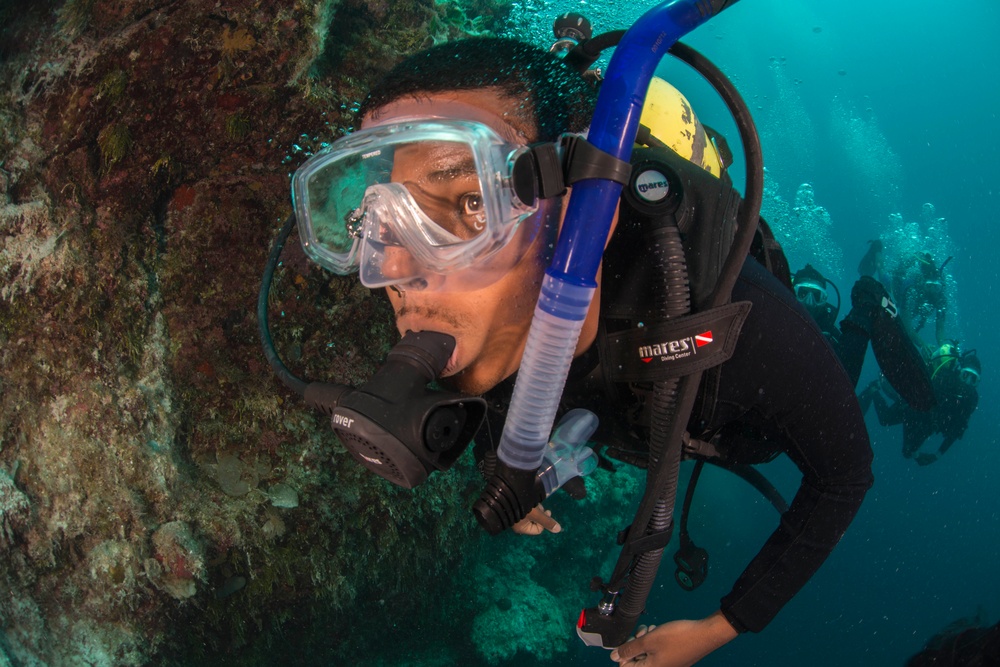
[474,0,761,649]
[474,0,743,531]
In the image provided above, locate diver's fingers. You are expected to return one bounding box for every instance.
[512,519,544,536]
[512,506,561,535]
[610,625,658,663]
[529,506,561,533]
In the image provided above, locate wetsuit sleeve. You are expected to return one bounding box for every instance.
[712,260,874,633]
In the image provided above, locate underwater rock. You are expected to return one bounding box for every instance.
[260,506,287,540]
[215,574,247,600]
[266,482,299,508]
[471,576,568,664]
[148,521,206,600]
[0,469,29,549]
[209,453,260,497]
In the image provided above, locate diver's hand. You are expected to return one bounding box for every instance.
[915,453,937,466]
[609,611,738,666]
[512,505,561,535]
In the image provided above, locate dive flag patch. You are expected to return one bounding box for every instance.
[694,331,713,347]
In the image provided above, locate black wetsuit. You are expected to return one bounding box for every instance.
[673,258,873,633]
[801,296,871,389]
[477,258,874,634]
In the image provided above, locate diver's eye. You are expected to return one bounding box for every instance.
[459,193,486,231]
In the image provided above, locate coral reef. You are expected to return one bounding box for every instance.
[0,0,639,665]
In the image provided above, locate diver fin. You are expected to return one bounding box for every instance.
[858,239,883,277]
[845,277,936,412]
[870,311,936,412]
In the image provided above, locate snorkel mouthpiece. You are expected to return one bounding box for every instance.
[318,331,486,489]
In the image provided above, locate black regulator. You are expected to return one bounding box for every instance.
[257,215,486,490]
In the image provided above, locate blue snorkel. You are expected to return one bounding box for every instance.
[473,0,743,528]
[473,0,758,649]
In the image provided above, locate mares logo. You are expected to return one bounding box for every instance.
[634,169,671,202]
[639,331,713,363]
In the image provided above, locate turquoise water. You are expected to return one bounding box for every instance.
[490,1,1000,665]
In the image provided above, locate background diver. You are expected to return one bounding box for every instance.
[859,343,980,466]
[791,261,934,411]
[891,250,952,346]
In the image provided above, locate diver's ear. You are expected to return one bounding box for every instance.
[605,202,620,249]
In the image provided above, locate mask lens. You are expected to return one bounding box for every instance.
[959,368,980,387]
[293,119,540,291]
[298,148,393,271]
[795,283,827,306]
[392,141,488,244]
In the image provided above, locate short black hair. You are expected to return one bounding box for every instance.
[360,37,597,142]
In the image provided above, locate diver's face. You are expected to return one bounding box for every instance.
[369,89,562,395]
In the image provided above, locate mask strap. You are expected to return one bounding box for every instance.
[511,135,632,206]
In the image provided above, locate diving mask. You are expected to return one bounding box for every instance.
[794,281,828,307]
[292,119,542,291]
[959,367,980,387]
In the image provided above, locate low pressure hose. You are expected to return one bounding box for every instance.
[258,214,308,397]
[617,223,690,619]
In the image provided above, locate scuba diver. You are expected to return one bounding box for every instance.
[259,7,874,665]
[791,263,934,410]
[859,343,980,465]
[891,250,952,345]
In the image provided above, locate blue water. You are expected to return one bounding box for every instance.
[494,1,1000,665]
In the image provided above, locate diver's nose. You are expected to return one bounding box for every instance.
[380,245,421,284]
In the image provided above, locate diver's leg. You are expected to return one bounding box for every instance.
[868,391,904,428]
[901,426,925,459]
[857,379,878,416]
[833,327,868,388]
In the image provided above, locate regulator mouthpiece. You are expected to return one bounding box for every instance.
[316,331,486,489]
